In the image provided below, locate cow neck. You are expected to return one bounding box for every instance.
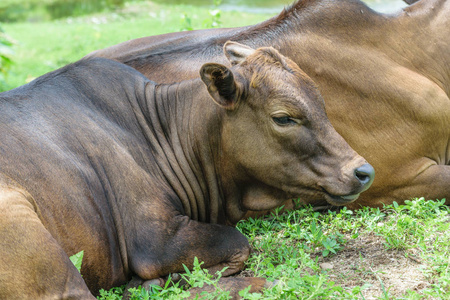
[402,0,450,95]
[236,0,450,97]
[142,79,229,224]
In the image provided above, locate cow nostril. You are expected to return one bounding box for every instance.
[354,163,375,187]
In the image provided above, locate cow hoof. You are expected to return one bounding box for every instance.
[168,272,189,287]
[142,278,165,289]
[264,279,279,289]
[168,272,183,283]
[123,276,165,300]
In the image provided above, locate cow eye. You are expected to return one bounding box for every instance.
[273,116,297,126]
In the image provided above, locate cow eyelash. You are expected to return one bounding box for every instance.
[272,116,298,126]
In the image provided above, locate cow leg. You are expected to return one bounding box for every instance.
[392,163,450,203]
[0,187,95,299]
[128,215,270,296]
[188,277,272,298]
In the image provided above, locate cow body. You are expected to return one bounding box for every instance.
[89,0,450,207]
[0,44,373,298]
[0,59,155,297]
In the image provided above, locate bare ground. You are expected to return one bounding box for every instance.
[315,233,431,299]
[237,232,432,298]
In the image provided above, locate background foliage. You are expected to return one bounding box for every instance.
[0,25,14,90]
[0,0,276,91]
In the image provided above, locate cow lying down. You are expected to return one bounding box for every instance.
[0,42,374,299]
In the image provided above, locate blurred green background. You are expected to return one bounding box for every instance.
[0,0,406,22]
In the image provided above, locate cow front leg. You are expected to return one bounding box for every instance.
[127,215,268,295]
[352,161,450,208]
[396,163,450,203]
[130,215,251,277]
[0,188,96,300]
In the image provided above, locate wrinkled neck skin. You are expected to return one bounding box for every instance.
[141,80,246,225]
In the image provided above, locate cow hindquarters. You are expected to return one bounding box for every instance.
[0,187,95,300]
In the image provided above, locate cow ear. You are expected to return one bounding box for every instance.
[200,63,239,110]
[224,41,255,65]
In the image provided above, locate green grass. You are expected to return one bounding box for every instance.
[96,198,450,299]
[1,1,273,90]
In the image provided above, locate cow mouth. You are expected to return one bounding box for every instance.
[323,192,361,206]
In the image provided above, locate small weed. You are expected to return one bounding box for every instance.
[369,268,391,300]
[69,250,84,273]
[389,198,449,218]
[179,13,193,31]
[180,0,223,31]
[97,286,124,300]
[375,198,449,250]
[0,25,14,91]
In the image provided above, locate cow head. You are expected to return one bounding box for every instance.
[200,42,374,216]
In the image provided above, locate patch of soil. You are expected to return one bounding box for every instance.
[316,233,430,299]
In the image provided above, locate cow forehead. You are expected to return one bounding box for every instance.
[233,48,324,113]
[246,64,322,103]
[242,50,319,94]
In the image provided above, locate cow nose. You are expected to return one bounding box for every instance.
[354,163,375,189]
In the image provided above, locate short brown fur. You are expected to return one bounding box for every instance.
[0,44,373,298]
[89,0,450,208]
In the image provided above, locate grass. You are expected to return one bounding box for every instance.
[96,198,450,299]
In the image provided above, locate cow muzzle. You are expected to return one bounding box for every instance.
[354,163,375,189]
[323,163,375,205]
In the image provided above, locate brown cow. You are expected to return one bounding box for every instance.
[0,43,373,298]
[88,0,450,208]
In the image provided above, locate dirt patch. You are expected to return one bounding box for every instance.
[316,233,430,299]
